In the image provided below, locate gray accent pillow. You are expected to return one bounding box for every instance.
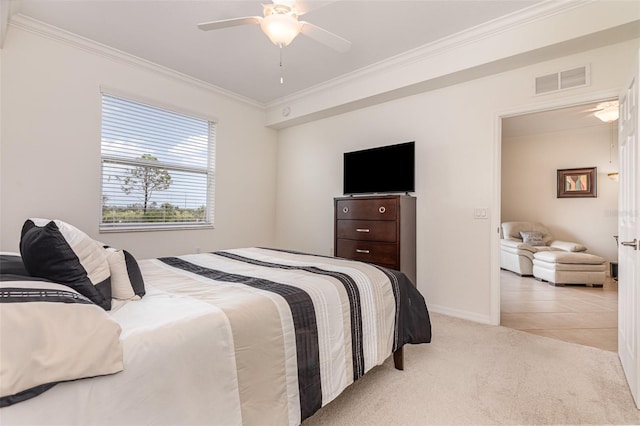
[520,231,545,246]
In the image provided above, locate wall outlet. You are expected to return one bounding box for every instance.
[196,247,201,254]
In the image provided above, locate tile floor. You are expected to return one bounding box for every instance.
[500,270,618,351]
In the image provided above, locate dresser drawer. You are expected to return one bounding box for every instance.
[336,198,397,221]
[336,220,396,242]
[336,239,398,267]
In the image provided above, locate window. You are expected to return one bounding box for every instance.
[100,93,215,231]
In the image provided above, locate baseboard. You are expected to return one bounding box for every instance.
[428,304,493,325]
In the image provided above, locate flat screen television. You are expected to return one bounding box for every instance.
[343,141,415,195]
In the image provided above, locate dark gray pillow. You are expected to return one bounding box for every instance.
[0,254,29,277]
[20,219,111,310]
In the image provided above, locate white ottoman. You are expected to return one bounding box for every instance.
[532,251,606,287]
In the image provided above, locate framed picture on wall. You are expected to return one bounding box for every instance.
[557,167,597,198]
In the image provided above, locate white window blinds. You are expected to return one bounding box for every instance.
[100,93,215,231]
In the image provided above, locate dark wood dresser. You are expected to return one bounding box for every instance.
[334,195,416,284]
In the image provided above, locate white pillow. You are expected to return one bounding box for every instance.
[105,248,146,300]
[550,240,587,252]
[0,280,123,407]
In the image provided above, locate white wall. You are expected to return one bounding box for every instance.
[502,124,619,263]
[1,15,637,324]
[0,26,278,259]
[275,39,638,323]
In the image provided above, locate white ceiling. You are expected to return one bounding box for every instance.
[13,0,543,105]
[502,100,619,139]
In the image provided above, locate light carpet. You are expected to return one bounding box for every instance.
[304,313,640,425]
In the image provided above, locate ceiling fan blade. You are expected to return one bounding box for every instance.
[580,101,618,113]
[294,0,338,15]
[299,21,351,53]
[198,17,262,31]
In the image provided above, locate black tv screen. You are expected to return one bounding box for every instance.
[343,141,415,195]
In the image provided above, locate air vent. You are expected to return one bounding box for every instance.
[535,73,559,94]
[534,65,590,95]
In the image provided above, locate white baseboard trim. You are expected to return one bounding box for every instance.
[428,304,494,325]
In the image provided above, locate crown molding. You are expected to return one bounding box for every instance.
[265,0,592,108]
[8,13,266,110]
[0,0,17,48]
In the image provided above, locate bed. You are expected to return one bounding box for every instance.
[1,240,431,425]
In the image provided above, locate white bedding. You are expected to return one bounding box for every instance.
[1,285,243,426]
[0,248,431,426]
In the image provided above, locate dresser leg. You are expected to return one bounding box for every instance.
[393,346,404,370]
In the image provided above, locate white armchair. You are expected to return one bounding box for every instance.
[500,221,587,276]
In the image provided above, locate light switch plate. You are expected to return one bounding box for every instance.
[474,208,489,219]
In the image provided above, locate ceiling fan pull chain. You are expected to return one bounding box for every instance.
[610,121,615,164]
[279,44,284,84]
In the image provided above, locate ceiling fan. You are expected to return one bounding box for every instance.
[580,101,619,123]
[197,0,352,53]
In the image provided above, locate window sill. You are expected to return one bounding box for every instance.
[99,223,214,233]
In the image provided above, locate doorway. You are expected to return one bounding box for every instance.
[497,100,620,351]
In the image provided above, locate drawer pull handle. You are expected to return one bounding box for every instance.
[343,207,349,213]
[356,228,370,233]
[379,206,386,214]
[356,249,370,254]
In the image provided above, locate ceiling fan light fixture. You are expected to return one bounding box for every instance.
[260,13,301,47]
[594,101,619,123]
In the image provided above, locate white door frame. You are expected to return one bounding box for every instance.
[490,88,621,326]
[617,52,640,407]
